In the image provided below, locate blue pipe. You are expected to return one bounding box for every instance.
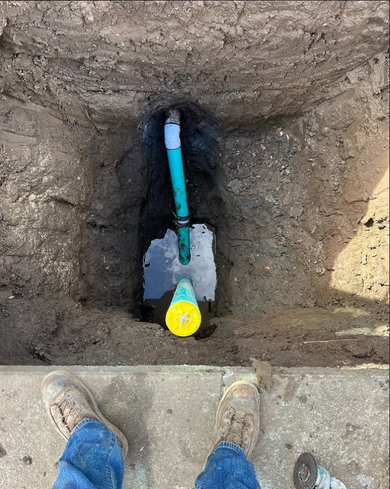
[164,110,191,265]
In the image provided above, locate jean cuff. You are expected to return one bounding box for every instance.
[71,418,105,435]
[213,441,247,457]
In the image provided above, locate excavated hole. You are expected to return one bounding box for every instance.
[1,54,388,367]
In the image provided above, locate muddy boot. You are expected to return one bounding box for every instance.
[41,370,129,458]
[210,380,260,459]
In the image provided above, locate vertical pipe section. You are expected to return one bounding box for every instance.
[164,109,191,265]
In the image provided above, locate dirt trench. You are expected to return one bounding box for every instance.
[0,1,389,367]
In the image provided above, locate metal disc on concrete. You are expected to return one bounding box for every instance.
[294,452,318,489]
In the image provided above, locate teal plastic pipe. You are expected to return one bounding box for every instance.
[164,110,191,265]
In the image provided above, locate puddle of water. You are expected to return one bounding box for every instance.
[143,224,217,329]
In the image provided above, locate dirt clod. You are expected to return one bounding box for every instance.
[22,455,33,465]
[250,359,273,391]
[0,444,7,458]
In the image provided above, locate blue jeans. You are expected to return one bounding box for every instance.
[53,420,261,489]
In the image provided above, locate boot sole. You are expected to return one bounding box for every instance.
[41,370,129,459]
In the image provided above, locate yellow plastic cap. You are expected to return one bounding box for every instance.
[165,300,202,337]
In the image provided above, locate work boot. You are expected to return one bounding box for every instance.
[41,370,129,458]
[210,380,260,459]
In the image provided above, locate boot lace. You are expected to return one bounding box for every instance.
[58,395,82,433]
[226,410,246,446]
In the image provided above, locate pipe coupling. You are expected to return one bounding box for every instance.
[174,214,191,228]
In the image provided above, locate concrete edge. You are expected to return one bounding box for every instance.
[0,365,387,376]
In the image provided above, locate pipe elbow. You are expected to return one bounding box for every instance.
[164,122,181,150]
[164,109,181,150]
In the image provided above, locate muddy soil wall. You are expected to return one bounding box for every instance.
[1,1,389,123]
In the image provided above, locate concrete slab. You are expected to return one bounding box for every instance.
[0,366,388,489]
